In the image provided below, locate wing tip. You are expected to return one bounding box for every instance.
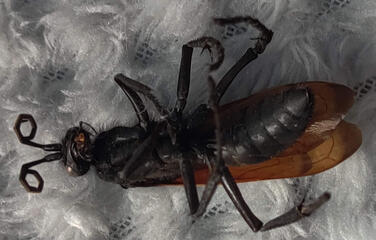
[308,81,355,114]
[304,120,362,176]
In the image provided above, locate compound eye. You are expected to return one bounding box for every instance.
[65,162,81,177]
[66,166,73,174]
[64,155,90,177]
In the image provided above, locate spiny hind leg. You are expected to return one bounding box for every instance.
[261,192,331,231]
[222,170,331,232]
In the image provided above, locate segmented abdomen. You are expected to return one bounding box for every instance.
[222,87,314,165]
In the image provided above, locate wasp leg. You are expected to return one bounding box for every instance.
[213,17,273,104]
[174,37,224,115]
[193,77,264,232]
[260,192,331,231]
[179,153,200,214]
[175,45,193,114]
[171,38,224,146]
[193,76,225,218]
[115,78,150,129]
[193,154,265,232]
[221,168,263,232]
[114,74,169,118]
[193,165,223,218]
[176,39,224,214]
[169,44,194,145]
[186,37,224,72]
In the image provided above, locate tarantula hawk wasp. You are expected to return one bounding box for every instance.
[14,17,361,232]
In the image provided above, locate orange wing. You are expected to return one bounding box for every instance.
[173,120,361,184]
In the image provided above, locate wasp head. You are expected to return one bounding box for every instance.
[14,114,97,192]
[62,125,94,176]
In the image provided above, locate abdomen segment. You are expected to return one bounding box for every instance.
[223,87,314,165]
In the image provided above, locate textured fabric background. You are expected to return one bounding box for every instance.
[1,0,376,239]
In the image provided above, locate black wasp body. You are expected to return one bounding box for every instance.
[15,17,340,232]
[91,87,313,188]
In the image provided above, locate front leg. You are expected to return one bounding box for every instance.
[115,78,150,130]
[114,74,169,118]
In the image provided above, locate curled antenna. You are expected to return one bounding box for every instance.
[14,114,62,193]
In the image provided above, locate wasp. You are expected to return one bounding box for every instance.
[13,17,361,232]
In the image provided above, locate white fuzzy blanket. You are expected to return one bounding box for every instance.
[1,0,376,239]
